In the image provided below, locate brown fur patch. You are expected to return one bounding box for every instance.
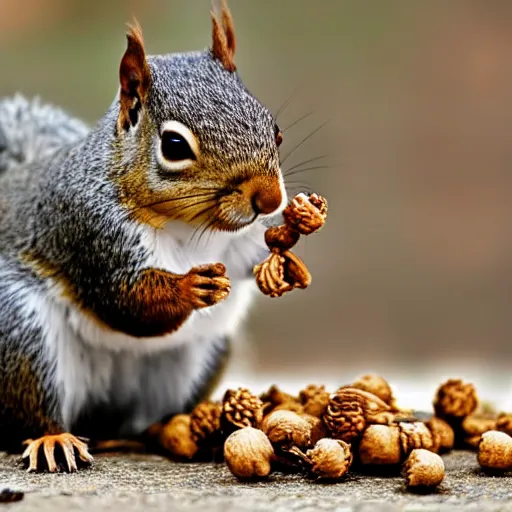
[23,250,229,339]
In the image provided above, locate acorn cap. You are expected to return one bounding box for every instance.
[221,388,263,434]
[190,401,222,445]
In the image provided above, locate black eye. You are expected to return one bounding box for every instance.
[274,124,283,147]
[161,131,196,161]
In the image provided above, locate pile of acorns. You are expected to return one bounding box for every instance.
[157,375,512,490]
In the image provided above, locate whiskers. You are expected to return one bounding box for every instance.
[130,189,220,230]
[275,89,331,194]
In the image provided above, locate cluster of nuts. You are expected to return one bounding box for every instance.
[159,375,512,489]
[253,192,328,297]
[162,374,503,491]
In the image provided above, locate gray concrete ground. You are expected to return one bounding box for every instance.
[1,450,512,511]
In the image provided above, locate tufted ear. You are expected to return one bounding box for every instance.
[118,20,152,131]
[211,0,236,72]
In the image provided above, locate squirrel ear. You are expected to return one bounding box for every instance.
[118,20,152,131]
[211,0,236,72]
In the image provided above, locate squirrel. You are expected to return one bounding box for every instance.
[0,0,288,472]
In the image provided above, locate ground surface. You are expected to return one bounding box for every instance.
[1,450,512,511]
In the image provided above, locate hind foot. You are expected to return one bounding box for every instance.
[22,433,93,473]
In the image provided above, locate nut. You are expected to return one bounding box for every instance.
[283,192,328,235]
[403,449,445,489]
[221,388,263,434]
[224,427,274,480]
[496,413,512,436]
[299,384,330,418]
[260,385,301,415]
[478,431,512,471]
[159,415,198,460]
[399,422,435,456]
[261,410,312,450]
[426,417,454,453]
[264,225,300,251]
[323,387,393,442]
[271,402,305,415]
[301,414,328,446]
[253,253,291,298]
[282,250,312,289]
[305,438,353,480]
[462,414,497,449]
[359,424,402,465]
[351,374,394,407]
[260,385,298,407]
[190,401,222,445]
[433,379,478,420]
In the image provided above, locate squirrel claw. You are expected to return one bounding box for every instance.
[185,263,231,309]
[22,433,93,473]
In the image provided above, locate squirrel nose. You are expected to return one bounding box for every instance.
[238,175,283,216]
[251,186,282,215]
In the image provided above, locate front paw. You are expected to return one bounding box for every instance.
[183,263,231,309]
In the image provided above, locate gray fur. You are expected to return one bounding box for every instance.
[0,45,283,448]
[0,95,89,174]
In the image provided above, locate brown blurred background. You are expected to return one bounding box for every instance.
[1,0,511,409]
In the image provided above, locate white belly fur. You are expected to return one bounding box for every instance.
[35,220,267,433]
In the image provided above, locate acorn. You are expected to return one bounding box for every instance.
[305,438,353,480]
[403,449,445,489]
[224,427,274,480]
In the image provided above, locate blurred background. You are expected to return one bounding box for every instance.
[1,0,511,410]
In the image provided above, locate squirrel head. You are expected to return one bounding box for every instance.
[113,1,286,233]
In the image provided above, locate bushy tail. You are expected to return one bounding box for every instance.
[0,95,89,174]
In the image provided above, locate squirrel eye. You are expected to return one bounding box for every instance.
[160,131,196,162]
[275,125,283,147]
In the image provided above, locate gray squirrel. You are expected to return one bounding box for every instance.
[0,1,287,472]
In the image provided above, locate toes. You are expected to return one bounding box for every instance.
[25,440,42,473]
[192,263,226,278]
[22,434,92,473]
[61,439,78,472]
[189,288,230,309]
[75,443,94,464]
[43,439,57,473]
